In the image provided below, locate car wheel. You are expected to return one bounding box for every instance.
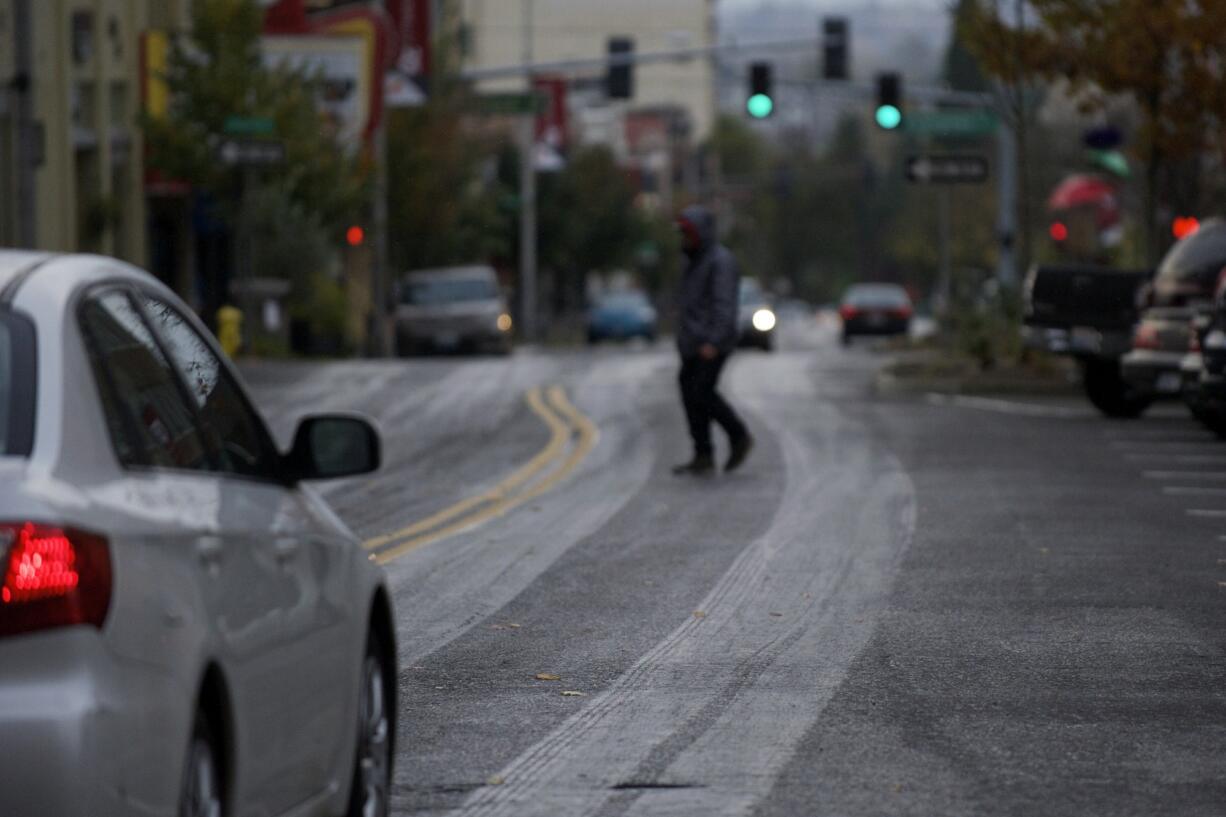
[180,714,223,817]
[1083,359,1152,418]
[347,636,392,817]
[840,332,851,347]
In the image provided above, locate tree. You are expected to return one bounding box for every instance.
[963,0,1226,263]
[143,0,367,296]
[538,145,655,314]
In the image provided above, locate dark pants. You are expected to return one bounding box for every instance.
[679,354,748,456]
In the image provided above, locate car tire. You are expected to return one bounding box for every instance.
[180,713,224,817]
[1083,359,1152,418]
[840,332,852,347]
[346,634,392,817]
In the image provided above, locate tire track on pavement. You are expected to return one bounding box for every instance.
[457,351,916,817]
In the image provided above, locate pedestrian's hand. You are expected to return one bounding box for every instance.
[698,343,718,360]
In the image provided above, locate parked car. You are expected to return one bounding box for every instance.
[1182,278,1226,435]
[587,291,657,344]
[839,283,913,345]
[395,265,513,355]
[1023,264,1153,416]
[1121,221,1226,404]
[738,277,776,351]
[0,251,396,817]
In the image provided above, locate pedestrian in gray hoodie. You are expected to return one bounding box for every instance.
[673,205,753,475]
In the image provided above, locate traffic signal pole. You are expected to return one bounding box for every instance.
[519,0,538,342]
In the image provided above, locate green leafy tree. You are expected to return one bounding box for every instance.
[143,0,367,260]
[538,145,655,314]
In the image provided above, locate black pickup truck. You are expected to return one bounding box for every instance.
[1022,265,1153,416]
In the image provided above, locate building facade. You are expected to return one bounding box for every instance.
[457,0,717,146]
[0,0,193,262]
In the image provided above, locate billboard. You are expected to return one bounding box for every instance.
[262,35,370,150]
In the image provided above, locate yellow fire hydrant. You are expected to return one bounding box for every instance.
[216,305,243,359]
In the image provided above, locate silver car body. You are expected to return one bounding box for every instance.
[0,252,394,817]
[394,265,512,354]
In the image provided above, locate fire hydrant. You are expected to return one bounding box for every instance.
[216,305,243,359]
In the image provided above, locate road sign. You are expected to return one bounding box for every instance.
[474,92,545,116]
[906,154,989,184]
[216,137,286,167]
[223,116,275,136]
[904,111,997,137]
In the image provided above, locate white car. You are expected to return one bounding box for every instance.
[0,252,396,817]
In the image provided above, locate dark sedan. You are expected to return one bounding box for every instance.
[839,284,912,345]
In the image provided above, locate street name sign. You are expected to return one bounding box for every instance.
[905,154,989,184]
[473,92,546,116]
[216,137,286,167]
[904,110,997,137]
[223,115,275,136]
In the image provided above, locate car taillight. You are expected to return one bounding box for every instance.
[0,523,111,638]
[839,305,857,321]
[1132,323,1161,350]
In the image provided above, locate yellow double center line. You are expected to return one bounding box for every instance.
[364,386,599,565]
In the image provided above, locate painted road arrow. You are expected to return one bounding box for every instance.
[905,154,989,184]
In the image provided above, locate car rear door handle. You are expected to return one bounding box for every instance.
[273,537,299,564]
[197,536,224,568]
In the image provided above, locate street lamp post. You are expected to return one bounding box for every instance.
[518,0,538,343]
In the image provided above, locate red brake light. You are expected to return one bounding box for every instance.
[1132,324,1161,351]
[0,524,111,638]
[1050,222,1069,242]
[839,305,857,321]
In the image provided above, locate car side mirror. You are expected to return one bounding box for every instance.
[288,415,381,482]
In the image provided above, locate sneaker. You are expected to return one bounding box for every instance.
[725,434,754,472]
[672,453,715,475]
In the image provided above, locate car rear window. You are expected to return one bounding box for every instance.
[0,312,36,457]
[846,285,910,308]
[402,277,498,305]
[1155,221,1226,284]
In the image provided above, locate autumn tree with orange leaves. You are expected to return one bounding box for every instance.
[962,0,1226,263]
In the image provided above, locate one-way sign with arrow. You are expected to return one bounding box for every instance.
[905,154,989,184]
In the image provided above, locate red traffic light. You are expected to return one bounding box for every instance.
[1049,222,1069,242]
[346,226,365,247]
[1173,216,1200,240]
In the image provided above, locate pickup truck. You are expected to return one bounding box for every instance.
[1022,264,1154,416]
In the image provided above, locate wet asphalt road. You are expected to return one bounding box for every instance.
[244,320,1226,817]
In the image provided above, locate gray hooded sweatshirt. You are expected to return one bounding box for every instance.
[676,205,741,358]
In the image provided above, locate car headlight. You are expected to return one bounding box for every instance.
[752,308,776,332]
[1205,329,1226,350]
[497,313,513,332]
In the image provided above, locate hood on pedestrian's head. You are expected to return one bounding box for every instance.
[678,205,716,255]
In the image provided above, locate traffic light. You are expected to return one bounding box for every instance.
[747,62,774,119]
[875,72,902,130]
[822,18,849,81]
[346,225,365,247]
[607,37,634,100]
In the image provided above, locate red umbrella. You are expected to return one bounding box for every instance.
[1047,174,1118,211]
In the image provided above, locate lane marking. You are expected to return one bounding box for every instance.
[368,386,599,566]
[1110,441,1210,451]
[1124,454,1226,464]
[1186,509,1226,519]
[361,387,569,552]
[1163,486,1226,497]
[923,393,1089,419]
[1144,471,1226,480]
[1162,483,1226,495]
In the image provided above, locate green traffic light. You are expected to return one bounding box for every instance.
[876,104,902,130]
[747,93,774,119]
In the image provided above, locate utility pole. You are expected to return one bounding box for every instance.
[997,114,1018,289]
[518,0,538,341]
[13,0,36,248]
[372,122,391,355]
